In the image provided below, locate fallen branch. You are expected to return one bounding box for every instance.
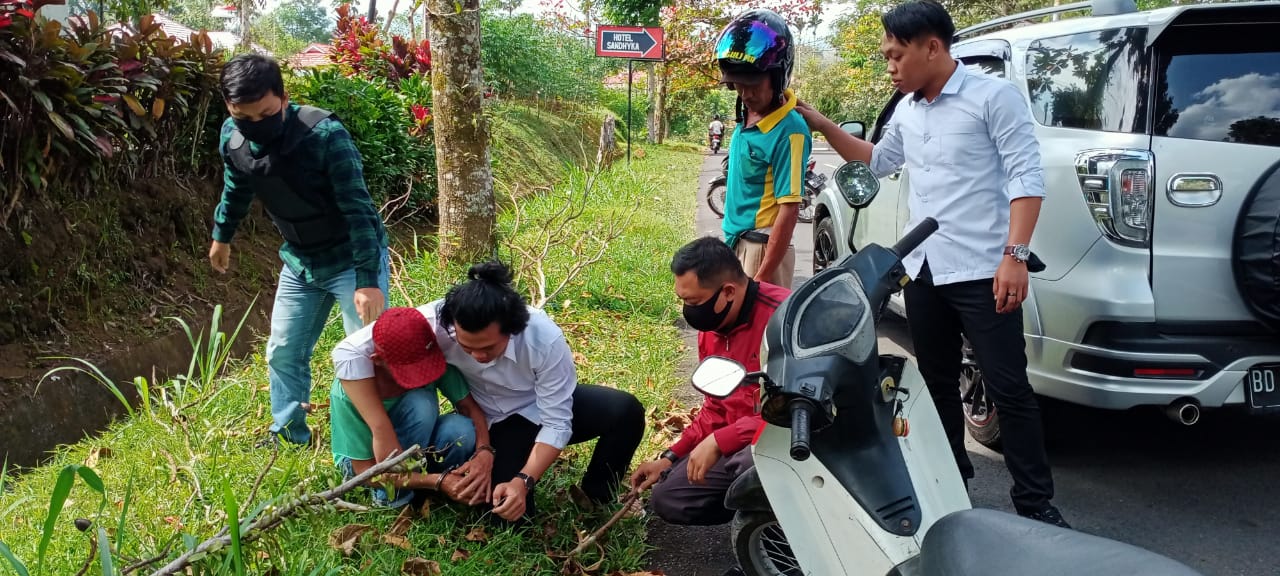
[146,445,425,576]
[563,489,640,560]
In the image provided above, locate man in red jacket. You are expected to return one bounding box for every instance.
[630,236,791,525]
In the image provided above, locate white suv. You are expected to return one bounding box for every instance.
[814,0,1280,447]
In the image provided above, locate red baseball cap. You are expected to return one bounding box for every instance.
[372,307,446,390]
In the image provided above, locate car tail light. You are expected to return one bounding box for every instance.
[1075,149,1155,247]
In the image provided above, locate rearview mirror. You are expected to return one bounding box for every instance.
[691,356,747,398]
[835,161,880,209]
[839,121,865,140]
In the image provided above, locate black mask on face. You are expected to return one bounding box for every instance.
[683,285,731,332]
[234,105,286,145]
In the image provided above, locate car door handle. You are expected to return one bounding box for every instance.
[888,170,902,181]
[1167,173,1222,207]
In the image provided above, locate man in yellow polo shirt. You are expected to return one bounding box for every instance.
[715,8,812,289]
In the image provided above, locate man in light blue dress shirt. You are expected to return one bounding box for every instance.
[795,0,1068,528]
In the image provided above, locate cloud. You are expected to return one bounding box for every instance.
[1170,72,1280,141]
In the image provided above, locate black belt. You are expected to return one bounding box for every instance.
[739,230,770,244]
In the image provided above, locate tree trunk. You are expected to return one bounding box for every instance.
[428,0,496,264]
[367,0,378,23]
[646,61,658,144]
[654,63,669,144]
[238,0,252,51]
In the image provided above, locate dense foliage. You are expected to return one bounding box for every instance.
[0,2,225,227]
[480,12,613,102]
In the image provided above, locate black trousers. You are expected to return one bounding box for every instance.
[487,384,645,519]
[903,261,1055,513]
[650,447,753,526]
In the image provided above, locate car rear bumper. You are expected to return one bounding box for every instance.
[1027,333,1280,410]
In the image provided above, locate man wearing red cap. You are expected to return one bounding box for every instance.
[330,307,492,508]
[334,261,645,522]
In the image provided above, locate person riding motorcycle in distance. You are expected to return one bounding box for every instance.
[709,114,726,149]
[716,9,813,290]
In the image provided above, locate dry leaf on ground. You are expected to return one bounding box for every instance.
[84,446,112,468]
[451,548,471,562]
[401,557,442,576]
[465,526,490,542]
[328,524,373,557]
[382,534,412,550]
[388,506,415,537]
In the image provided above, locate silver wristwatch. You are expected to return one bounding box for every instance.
[1004,244,1031,263]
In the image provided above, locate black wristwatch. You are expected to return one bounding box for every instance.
[660,449,679,464]
[514,472,537,492]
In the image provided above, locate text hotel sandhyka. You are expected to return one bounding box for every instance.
[605,33,642,52]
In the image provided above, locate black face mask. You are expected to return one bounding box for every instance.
[683,285,731,332]
[234,106,286,145]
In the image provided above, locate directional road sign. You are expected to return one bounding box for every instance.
[595,26,665,61]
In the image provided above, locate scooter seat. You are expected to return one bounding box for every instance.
[918,509,1203,576]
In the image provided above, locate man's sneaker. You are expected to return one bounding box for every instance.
[1020,505,1071,529]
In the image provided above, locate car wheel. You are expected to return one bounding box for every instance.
[813,216,838,274]
[960,337,1002,451]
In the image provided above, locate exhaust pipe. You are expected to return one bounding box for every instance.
[1166,399,1200,426]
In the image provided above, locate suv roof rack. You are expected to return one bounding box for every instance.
[952,0,1138,42]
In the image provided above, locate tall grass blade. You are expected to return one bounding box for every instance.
[115,471,135,557]
[37,360,134,418]
[95,528,114,576]
[0,540,30,576]
[221,479,245,576]
[36,466,76,573]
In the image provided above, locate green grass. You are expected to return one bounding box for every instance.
[0,145,702,575]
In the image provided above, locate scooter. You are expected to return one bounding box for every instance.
[692,161,1206,576]
[710,132,723,154]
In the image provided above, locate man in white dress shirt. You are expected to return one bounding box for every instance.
[794,0,1068,528]
[333,261,645,522]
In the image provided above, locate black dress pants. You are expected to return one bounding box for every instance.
[903,260,1055,513]
[487,384,645,519]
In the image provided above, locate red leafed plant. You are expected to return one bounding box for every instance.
[331,3,430,84]
[409,103,432,137]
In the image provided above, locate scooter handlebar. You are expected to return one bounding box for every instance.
[789,399,813,461]
[891,217,939,259]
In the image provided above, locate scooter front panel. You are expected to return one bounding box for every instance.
[755,426,916,574]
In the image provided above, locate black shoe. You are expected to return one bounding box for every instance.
[1020,505,1071,529]
[255,433,280,449]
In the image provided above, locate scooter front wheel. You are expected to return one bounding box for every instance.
[731,511,802,576]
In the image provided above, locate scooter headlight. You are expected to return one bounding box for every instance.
[792,271,875,364]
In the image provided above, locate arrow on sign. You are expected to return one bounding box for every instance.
[596,26,664,60]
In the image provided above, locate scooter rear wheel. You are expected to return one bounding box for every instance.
[731,511,802,576]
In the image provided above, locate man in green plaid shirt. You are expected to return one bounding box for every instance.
[209,54,389,447]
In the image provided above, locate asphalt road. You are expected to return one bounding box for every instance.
[646,147,1280,576]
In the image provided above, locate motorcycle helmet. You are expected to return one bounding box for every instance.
[714,9,795,121]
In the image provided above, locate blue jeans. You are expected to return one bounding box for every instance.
[268,249,390,445]
[336,387,478,508]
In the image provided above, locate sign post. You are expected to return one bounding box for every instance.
[595,25,665,165]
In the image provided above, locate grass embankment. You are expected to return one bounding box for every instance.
[0,137,702,574]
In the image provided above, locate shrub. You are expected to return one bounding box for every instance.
[288,67,437,211]
[0,4,225,227]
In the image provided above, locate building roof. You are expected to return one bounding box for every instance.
[287,43,334,68]
[67,12,269,54]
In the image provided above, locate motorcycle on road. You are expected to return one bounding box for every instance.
[706,156,823,224]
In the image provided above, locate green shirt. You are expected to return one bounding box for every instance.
[212,104,388,288]
[723,89,813,247]
[330,365,472,461]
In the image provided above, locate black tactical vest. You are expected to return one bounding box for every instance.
[227,106,351,253]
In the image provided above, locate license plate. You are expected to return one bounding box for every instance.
[1246,365,1280,409]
